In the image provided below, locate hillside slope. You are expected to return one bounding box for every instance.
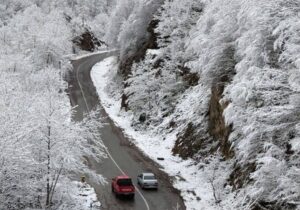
[103,0,300,209]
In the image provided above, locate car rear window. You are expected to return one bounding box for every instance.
[144,175,155,180]
[117,178,133,186]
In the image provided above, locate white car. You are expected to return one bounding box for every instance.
[137,173,158,189]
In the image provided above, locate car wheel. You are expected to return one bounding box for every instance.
[111,186,114,193]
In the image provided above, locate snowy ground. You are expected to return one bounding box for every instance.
[91,56,231,210]
[72,181,101,210]
[56,181,101,210]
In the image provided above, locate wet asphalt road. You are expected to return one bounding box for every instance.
[68,51,186,210]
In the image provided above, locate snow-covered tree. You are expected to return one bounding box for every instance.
[28,68,105,208]
[0,1,108,208]
[105,0,300,208]
[105,0,164,57]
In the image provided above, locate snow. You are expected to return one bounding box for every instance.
[291,137,300,151]
[69,49,117,61]
[91,56,225,210]
[51,181,101,210]
[71,181,101,210]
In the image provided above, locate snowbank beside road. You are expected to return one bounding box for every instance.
[56,181,100,210]
[73,181,101,210]
[91,56,229,210]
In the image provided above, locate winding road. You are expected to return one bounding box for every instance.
[68,51,186,210]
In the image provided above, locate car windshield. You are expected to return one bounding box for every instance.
[117,178,133,186]
[144,175,155,180]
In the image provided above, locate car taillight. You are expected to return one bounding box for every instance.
[120,186,134,192]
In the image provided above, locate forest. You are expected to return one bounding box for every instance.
[1,0,300,209]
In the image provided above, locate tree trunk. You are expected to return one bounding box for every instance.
[49,167,63,204]
[46,124,51,207]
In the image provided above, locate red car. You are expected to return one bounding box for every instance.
[111,175,135,199]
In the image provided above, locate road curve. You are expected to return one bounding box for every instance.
[68,51,186,210]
